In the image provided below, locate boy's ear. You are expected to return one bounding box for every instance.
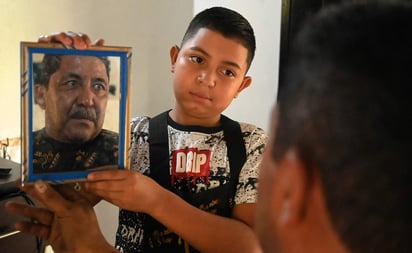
[235,76,252,98]
[169,45,180,72]
[35,84,46,110]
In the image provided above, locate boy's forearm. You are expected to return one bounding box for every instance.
[150,189,263,253]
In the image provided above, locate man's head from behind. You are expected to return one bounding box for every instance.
[256,1,410,253]
[35,54,111,143]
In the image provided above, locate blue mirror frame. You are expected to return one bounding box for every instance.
[20,42,132,184]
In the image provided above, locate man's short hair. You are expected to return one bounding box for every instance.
[273,1,410,252]
[37,54,110,88]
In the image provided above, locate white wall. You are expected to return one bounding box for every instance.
[0,0,281,247]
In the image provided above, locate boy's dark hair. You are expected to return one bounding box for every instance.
[181,6,256,71]
[38,54,110,88]
[274,1,410,252]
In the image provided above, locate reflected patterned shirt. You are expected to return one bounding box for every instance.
[33,128,118,173]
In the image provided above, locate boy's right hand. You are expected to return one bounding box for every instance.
[38,31,105,49]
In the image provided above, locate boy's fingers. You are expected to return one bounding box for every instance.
[48,32,73,46]
[68,31,87,49]
[80,33,93,47]
[38,31,92,49]
[94,38,105,46]
[87,167,126,181]
[87,164,119,172]
[38,35,52,43]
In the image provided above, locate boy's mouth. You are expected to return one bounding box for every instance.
[190,91,212,101]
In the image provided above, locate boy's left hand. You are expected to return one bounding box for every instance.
[38,31,105,49]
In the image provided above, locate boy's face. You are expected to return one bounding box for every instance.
[36,55,109,143]
[170,28,252,123]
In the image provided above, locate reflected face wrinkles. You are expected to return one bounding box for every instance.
[42,55,109,143]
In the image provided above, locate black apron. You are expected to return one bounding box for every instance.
[119,111,246,253]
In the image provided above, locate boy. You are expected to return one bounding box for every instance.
[12,6,267,253]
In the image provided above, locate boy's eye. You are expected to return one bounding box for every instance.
[189,56,203,64]
[222,69,235,77]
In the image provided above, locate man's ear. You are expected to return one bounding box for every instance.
[169,45,180,73]
[276,149,309,227]
[34,84,46,110]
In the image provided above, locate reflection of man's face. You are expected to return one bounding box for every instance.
[37,55,109,143]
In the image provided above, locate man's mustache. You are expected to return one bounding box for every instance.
[68,106,97,123]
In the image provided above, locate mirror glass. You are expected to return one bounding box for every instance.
[21,42,132,184]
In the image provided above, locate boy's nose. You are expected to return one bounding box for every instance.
[197,72,216,88]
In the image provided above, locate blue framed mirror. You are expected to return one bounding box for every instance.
[20,42,132,184]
